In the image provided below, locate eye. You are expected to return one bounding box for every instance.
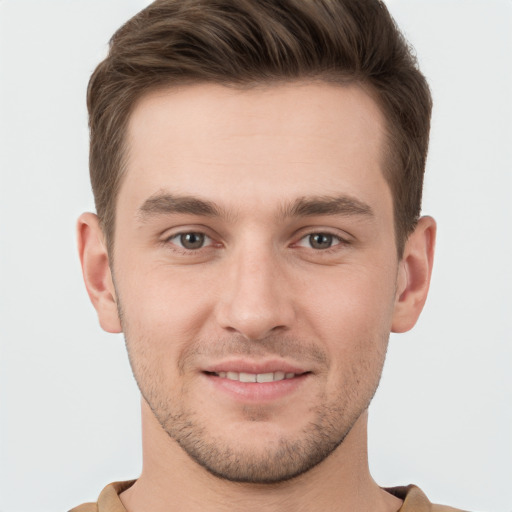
[296,233,343,250]
[168,232,212,250]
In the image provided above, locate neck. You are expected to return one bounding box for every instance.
[120,399,401,512]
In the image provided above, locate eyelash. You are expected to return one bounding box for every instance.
[163,230,349,254]
[163,232,217,253]
[293,232,347,251]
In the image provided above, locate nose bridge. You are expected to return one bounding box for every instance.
[216,238,294,340]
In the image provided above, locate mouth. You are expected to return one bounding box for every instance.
[201,362,311,402]
[204,370,302,383]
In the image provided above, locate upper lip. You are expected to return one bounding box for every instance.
[202,359,309,375]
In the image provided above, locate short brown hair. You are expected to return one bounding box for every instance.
[87,0,432,256]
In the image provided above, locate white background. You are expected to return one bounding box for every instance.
[0,1,511,511]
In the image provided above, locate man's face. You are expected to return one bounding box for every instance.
[112,82,400,482]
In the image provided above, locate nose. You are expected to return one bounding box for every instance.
[215,246,296,341]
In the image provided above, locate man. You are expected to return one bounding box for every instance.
[71,0,462,510]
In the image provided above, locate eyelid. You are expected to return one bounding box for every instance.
[291,226,352,245]
[161,226,222,252]
[161,224,214,240]
[167,232,213,248]
[294,232,346,249]
[159,226,351,252]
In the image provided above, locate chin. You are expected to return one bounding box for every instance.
[153,401,358,485]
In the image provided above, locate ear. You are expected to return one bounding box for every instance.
[77,212,122,333]
[391,216,436,333]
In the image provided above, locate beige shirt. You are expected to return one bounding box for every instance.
[69,480,468,512]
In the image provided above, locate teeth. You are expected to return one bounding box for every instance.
[239,372,257,383]
[256,372,274,383]
[274,371,285,381]
[215,371,297,382]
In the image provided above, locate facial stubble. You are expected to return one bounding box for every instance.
[117,296,389,484]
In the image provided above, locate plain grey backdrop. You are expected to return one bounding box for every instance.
[0,1,511,511]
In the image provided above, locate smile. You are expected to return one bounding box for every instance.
[211,371,298,382]
[201,361,311,402]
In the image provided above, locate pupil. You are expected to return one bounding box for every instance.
[180,233,205,249]
[310,233,332,249]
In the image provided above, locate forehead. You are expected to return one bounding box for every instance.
[121,81,391,219]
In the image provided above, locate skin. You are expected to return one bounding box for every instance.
[78,82,436,512]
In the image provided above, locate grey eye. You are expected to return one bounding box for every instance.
[308,233,334,250]
[179,232,206,249]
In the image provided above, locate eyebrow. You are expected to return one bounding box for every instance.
[137,192,374,222]
[280,195,374,219]
[137,193,225,221]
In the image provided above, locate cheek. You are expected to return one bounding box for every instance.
[299,263,397,371]
[305,263,396,329]
[116,263,215,341]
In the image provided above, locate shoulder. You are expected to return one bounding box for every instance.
[68,480,136,512]
[432,507,469,512]
[386,485,470,512]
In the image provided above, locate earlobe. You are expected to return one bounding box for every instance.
[391,216,436,333]
[77,212,122,333]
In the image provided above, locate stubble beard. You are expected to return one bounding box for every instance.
[122,327,388,484]
[147,387,362,484]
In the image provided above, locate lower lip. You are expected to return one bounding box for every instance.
[202,373,310,403]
